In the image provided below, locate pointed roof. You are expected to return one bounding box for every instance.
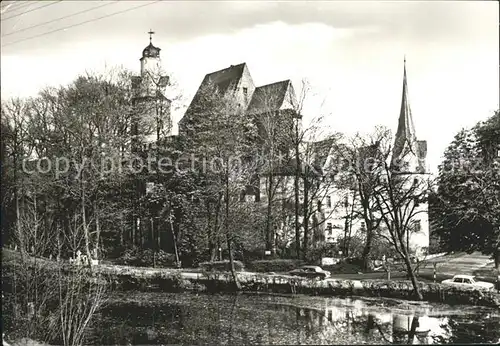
[247,80,292,114]
[202,63,247,95]
[392,59,419,168]
[182,63,247,120]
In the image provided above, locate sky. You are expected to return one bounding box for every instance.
[1,0,499,173]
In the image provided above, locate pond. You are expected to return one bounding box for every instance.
[87,292,500,345]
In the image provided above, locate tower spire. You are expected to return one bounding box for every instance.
[404,55,407,78]
[392,57,418,172]
[148,29,155,44]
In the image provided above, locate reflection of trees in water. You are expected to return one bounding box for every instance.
[89,294,500,345]
[391,315,421,344]
[287,305,389,344]
[429,315,500,345]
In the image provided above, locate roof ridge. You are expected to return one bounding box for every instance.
[255,79,290,89]
[206,62,247,77]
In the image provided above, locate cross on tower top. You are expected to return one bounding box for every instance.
[148,29,155,43]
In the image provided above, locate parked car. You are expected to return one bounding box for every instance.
[288,266,331,279]
[441,275,495,290]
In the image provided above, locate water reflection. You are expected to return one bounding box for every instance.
[88,292,500,345]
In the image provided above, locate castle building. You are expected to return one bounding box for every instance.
[178,62,299,141]
[177,59,430,257]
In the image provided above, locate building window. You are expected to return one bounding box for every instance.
[327,223,333,235]
[326,196,332,208]
[360,221,366,230]
[243,87,248,101]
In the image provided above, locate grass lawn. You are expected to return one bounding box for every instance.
[329,252,498,284]
[418,252,498,283]
[419,252,493,273]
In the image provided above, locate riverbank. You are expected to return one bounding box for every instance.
[102,265,500,308]
[3,250,499,308]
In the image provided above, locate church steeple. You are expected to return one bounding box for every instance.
[135,29,169,96]
[392,58,420,173]
[389,58,430,260]
[131,31,172,148]
[142,29,160,59]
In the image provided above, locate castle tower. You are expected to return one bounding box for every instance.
[391,58,429,256]
[131,30,172,151]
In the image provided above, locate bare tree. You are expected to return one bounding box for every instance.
[265,79,339,259]
[1,98,32,260]
[299,133,348,258]
[372,144,432,300]
[331,127,391,269]
[4,192,107,346]
[56,266,107,346]
[248,80,298,255]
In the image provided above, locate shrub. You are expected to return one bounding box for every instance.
[241,249,267,262]
[116,248,177,268]
[198,260,245,272]
[305,243,338,263]
[151,272,185,292]
[323,262,363,274]
[247,259,305,273]
[343,257,365,267]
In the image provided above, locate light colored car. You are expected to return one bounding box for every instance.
[289,265,331,279]
[441,275,495,290]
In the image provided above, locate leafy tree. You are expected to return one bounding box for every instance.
[179,81,260,287]
[435,110,500,270]
[1,68,146,263]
